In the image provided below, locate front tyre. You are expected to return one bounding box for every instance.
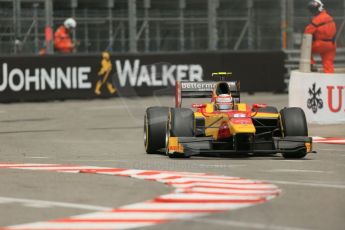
[279,107,308,159]
[144,107,169,154]
[166,108,194,158]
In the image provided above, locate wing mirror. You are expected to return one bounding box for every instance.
[192,103,207,109]
[251,104,266,117]
[252,103,267,110]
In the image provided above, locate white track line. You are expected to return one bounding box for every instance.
[175,187,279,196]
[316,148,345,152]
[8,222,155,230]
[266,169,331,173]
[25,157,50,159]
[0,163,280,230]
[268,180,345,189]
[72,211,202,220]
[121,202,254,211]
[156,193,267,201]
[0,197,111,211]
[194,218,311,230]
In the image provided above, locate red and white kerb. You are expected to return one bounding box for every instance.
[0,163,281,230]
[312,136,345,144]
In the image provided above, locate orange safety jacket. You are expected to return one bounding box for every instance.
[304,10,337,73]
[54,26,73,53]
[304,11,336,42]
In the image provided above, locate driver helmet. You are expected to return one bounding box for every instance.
[308,0,324,14]
[216,94,233,111]
[64,18,77,30]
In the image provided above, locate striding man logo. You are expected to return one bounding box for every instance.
[95,51,117,95]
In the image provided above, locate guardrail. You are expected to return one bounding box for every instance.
[283,48,345,91]
[284,48,345,73]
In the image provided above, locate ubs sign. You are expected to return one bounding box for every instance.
[307,83,323,114]
[327,85,344,113]
[290,72,345,124]
[306,82,344,114]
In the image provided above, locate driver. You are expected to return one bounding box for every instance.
[215,94,234,111]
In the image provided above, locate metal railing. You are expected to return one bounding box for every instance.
[0,0,344,55]
[283,48,345,92]
[284,48,345,72]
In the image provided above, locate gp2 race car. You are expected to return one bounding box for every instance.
[144,72,312,159]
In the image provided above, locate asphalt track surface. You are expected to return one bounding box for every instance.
[0,93,344,230]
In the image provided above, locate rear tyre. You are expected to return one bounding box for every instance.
[144,107,169,154]
[166,108,194,158]
[279,107,308,159]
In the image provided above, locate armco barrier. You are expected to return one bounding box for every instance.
[0,51,285,102]
[289,70,345,124]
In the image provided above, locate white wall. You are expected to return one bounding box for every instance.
[289,71,345,124]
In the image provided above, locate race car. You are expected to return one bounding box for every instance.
[144,72,312,159]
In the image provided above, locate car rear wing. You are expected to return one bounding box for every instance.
[175,81,240,108]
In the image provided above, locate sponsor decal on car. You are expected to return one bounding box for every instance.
[181,82,215,91]
[231,117,252,124]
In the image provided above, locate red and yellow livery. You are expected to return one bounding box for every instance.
[144,72,312,159]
